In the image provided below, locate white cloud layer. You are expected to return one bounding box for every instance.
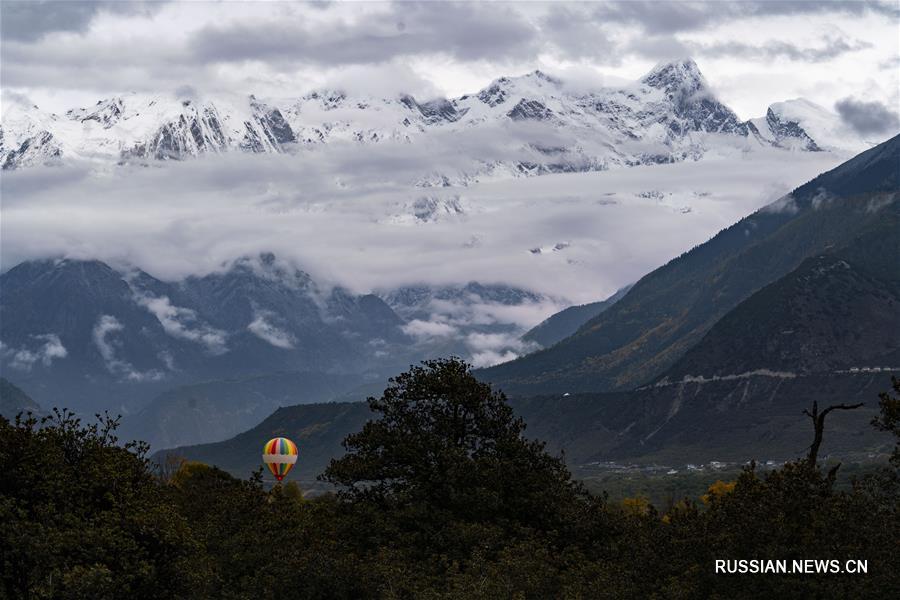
[134,294,229,354]
[247,309,296,349]
[92,314,163,381]
[2,334,68,371]
[0,144,844,309]
[402,320,458,340]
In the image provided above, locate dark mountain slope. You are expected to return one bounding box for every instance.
[0,377,41,418]
[516,223,900,463]
[523,285,631,348]
[515,372,893,466]
[479,134,900,395]
[0,260,184,411]
[162,372,894,481]
[663,226,900,380]
[158,401,373,484]
[791,132,899,198]
[169,202,900,477]
[0,254,414,418]
[121,371,367,450]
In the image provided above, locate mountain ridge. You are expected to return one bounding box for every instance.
[1,59,873,175]
[0,254,414,415]
[161,221,900,477]
[478,133,900,395]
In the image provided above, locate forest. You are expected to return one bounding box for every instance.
[2,358,898,599]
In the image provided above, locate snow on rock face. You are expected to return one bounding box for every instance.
[400,95,467,125]
[1,93,303,166]
[642,58,748,137]
[641,58,707,97]
[752,99,872,154]
[744,99,845,153]
[507,99,554,121]
[0,60,873,173]
[757,107,821,151]
[1,129,62,170]
[67,98,126,129]
[0,103,65,169]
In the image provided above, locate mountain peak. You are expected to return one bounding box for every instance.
[526,69,561,84]
[221,252,314,291]
[641,58,707,95]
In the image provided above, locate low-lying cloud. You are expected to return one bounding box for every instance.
[92,315,163,381]
[134,294,229,355]
[1,334,68,371]
[248,309,296,349]
[1,142,843,313]
[465,331,540,369]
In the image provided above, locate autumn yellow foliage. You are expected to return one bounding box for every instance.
[701,479,736,504]
[620,495,652,516]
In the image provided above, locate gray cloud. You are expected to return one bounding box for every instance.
[592,1,897,35]
[540,6,619,63]
[835,97,900,135]
[1,0,895,115]
[693,35,872,63]
[624,36,693,62]
[0,0,164,42]
[189,1,538,66]
[174,84,198,101]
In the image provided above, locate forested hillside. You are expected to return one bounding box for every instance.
[2,360,899,598]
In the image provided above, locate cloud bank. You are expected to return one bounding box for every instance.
[1,1,896,119]
[0,142,843,310]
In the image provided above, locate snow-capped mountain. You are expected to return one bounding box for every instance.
[1,93,296,168]
[0,59,872,175]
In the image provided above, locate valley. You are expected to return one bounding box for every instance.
[1,60,897,489]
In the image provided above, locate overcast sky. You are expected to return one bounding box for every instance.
[1,0,898,121]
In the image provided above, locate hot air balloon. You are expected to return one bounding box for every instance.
[262,437,299,482]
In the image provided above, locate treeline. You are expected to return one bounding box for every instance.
[2,359,898,599]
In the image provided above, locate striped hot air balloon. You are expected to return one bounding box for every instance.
[262,437,299,482]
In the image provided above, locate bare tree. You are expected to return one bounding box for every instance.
[803,400,864,474]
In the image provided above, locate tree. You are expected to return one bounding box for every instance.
[322,358,586,541]
[872,376,900,467]
[802,400,863,468]
[0,410,201,600]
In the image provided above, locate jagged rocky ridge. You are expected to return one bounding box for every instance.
[1,59,869,175]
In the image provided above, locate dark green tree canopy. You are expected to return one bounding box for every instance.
[2,368,898,599]
[322,358,582,529]
[0,410,200,600]
[872,376,900,467]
